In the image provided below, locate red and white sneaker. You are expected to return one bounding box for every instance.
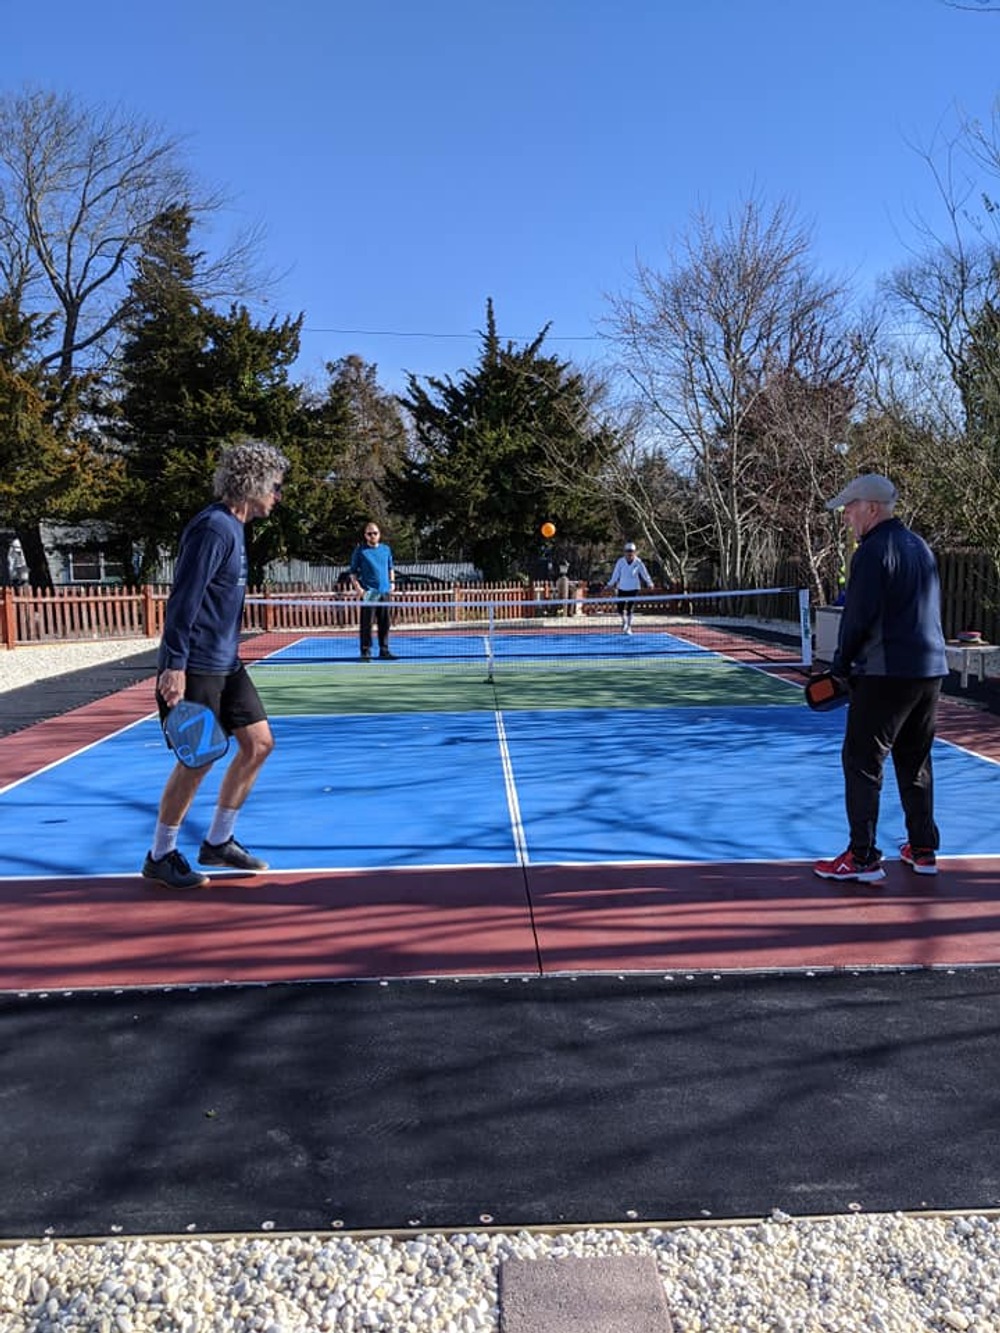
[813,848,886,882]
[899,843,938,876]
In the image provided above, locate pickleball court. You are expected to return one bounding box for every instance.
[5,598,1000,1239]
[3,596,1000,991]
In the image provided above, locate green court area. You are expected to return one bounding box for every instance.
[250,657,802,715]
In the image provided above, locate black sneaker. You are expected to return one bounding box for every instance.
[379,648,397,659]
[142,849,209,889]
[360,649,372,661]
[198,837,268,872]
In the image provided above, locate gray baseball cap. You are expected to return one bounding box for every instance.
[623,541,637,551]
[825,474,898,510]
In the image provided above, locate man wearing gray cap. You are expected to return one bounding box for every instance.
[814,474,948,883]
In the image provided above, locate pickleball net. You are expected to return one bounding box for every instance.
[243,586,813,677]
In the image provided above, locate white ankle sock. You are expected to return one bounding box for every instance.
[151,823,181,860]
[206,807,238,846]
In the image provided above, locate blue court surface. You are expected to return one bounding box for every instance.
[3,701,1000,878]
[259,626,717,664]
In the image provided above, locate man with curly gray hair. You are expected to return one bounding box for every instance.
[143,439,290,889]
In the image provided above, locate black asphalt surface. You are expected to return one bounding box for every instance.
[2,968,999,1239]
[0,645,159,736]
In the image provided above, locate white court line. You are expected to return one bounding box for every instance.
[494,709,529,867]
[0,714,158,797]
[937,733,1000,768]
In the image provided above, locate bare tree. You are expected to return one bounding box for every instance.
[880,117,1000,573]
[856,342,966,533]
[606,195,862,590]
[0,88,267,584]
[522,378,712,586]
[0,88,265,381]
[597,440,711,587]
[744,343,869,603]
[883,123,1000,414]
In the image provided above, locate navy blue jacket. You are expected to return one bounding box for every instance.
[832,517,947,679]
[158,503,248,674]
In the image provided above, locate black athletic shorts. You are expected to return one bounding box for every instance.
[156,664,267,736]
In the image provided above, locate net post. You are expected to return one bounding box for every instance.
[486,599,496,683]
[799,588,813,668]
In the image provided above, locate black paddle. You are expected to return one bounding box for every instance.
[804,671,850,712]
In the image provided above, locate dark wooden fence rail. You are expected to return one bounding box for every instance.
[937,551,1000,642]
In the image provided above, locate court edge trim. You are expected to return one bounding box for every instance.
[3,1203,1000,1250]
[4,957,998,999]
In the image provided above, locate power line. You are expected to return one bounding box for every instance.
[303,326,604,342]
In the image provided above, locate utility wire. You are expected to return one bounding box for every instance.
[303,326,604,342]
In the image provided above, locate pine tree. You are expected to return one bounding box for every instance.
[0,293,102,587]
[109,206,211,582]
[396,300,615,579]
[109,206,304,584]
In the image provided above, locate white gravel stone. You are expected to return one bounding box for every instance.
[0,1216,999,1332]
[0,638,158,694]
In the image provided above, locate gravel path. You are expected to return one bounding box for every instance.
[0,638,159,694]
[1,1213,997,1332]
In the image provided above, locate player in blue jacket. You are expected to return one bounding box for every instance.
[143,440,289,889]
[814,474,948,883]
[349,521,396,659]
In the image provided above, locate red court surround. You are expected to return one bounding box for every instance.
[2,684,999,991]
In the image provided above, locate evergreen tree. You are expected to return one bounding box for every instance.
[937,297,1000,572]
[108,206,304,584]
[297,355,410,563]
[107,206,210,582]
[196,304,303,585]
[396,300,616,579]
[0,292,105,587]
[0,89,253,584]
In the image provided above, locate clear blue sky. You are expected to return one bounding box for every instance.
[4,0,1000,394]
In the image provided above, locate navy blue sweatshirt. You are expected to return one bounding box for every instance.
[157,503,248,674]
[832,516,947,679]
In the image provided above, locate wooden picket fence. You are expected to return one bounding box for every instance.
[1,585,163,648]
[0,582,552,648]
[3,553,998,648]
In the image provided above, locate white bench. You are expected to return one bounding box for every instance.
[945,642,999,688]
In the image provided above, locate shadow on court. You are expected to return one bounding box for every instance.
[2,969,1000,1239]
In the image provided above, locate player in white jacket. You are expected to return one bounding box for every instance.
[605,541,655,634]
